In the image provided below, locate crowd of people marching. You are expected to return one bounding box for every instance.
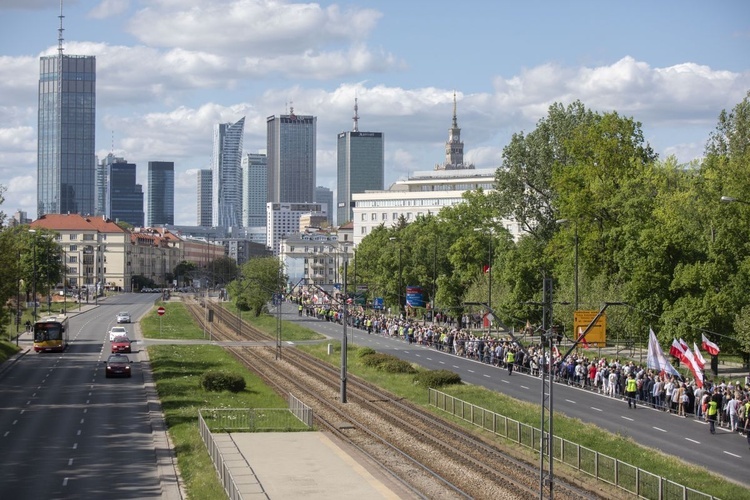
[294,295,750,445]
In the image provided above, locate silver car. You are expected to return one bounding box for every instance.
[116,311,131,323]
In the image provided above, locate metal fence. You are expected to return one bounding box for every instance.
[428,389,718,500]
[198,395,314,499]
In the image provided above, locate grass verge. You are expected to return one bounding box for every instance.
[0,341,21,364]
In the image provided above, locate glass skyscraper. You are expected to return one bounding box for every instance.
[147,161,175,226]
[241,153,267,228]
[37,53,96,217]
[336,99,384,225]
[104,156,144,227]
[197,169,213,227]
[212,117,245,229]
[266,110,316,204]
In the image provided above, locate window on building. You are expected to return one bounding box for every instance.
[371,213,377,221]
[361,213,366,221]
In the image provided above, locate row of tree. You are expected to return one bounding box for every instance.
[350,93,750,365]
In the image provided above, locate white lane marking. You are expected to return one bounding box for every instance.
[415,354,421,357]
[520,385,529,390]
[501,380,510,384]
[622,416,634,422]
[468,370,475,373]
[685,438,700,444]
[439,361,445,364]
[653,427,667,433]
[80,419,84,424]
[484,374,491,378]
[591,407,603,412]
[76,430,81,436]
[426,357,433,361]
[12,420,17,425]
[68,458,73,466]
[72,443,77,449]
[452,365,460,369]
[724,451,741,458]
[3,431,8,437]
[62,478,68,486]
[565,399,576,404]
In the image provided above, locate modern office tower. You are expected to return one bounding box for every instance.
[241,153,267,228]
[212,117,245,229]
[147,161,175,226]
[103,155,144,227]
[37,8,96,217]
[314,186,333,225]
[336,98,384,225]
[95,157,107,216]
[266,109,316,204]
[197,169,213,227]
[435,91,474,170]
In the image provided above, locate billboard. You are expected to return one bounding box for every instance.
[406,286,425,308]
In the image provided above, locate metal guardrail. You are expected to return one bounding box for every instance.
[198,395,314,500]
[428,389,718,500]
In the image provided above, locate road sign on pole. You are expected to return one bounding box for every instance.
[157,306,165,316]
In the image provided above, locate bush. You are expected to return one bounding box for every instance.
[201,370,247,392]
[413,369,462,388]
[357,347,376,358]
[360,352,397,368]
[380,359,417,374]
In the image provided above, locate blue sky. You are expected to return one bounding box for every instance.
[1,0,748,225]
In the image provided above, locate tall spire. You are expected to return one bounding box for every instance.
[452,90,458,129]
[57,0,65,57]
[352,97,359,132]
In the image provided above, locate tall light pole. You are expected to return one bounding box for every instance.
[389,237,402,317]
[28,229,38,322]
[340,253,349,403]
[556,219,579,312]
[474,227,493,333]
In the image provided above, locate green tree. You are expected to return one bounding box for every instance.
[229,257,285,316]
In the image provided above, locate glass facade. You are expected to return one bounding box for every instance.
[197,169,212,227]
[267,114,316,204]
[106,158,144,227]
[212,117,245,229]
[147,161,175,226]
[38,54,96,217]
[241,153,267,228]
[336,131,384,225]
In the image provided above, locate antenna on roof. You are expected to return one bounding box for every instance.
[58,0,65,57]
[111,130,114,154]
[353,96,359,132]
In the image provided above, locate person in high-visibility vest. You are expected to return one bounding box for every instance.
[707,389,719,434]
[505,348,515,375]
[625,372,638,409]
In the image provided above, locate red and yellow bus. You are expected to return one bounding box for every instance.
[33,314,69,353]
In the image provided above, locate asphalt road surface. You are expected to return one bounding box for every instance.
[0,294,168,499]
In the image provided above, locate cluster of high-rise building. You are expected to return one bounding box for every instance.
[31,8,522,291]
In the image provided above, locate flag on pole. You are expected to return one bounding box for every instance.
[669,338,686,361]
[693,342,706,369]
[647,329,680,378]
[701,333,720,356]
[680,342,704,388]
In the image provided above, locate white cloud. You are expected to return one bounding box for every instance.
[88,0,130,19]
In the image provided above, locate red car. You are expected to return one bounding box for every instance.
[104,354,132,378]
[111,335,132,353]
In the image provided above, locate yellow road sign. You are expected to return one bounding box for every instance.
[573,310,607,347]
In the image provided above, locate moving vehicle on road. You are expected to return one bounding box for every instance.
[108,326,128,341]
[104,354,132,378]
[116,311,131,323]
[111,335,132,353]
[33,314,69,352]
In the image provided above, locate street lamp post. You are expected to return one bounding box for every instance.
[389,237,402,317]
[28,229,38,322]
[556,219,579,312]
[474,227,493,333]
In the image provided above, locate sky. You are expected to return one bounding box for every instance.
[1,0,749,226]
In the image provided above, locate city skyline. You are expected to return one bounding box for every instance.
[1,1,748,225]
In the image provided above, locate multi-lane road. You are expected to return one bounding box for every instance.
[287,303,750,489]
[0,294,177,499]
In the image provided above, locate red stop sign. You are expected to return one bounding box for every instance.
[157,306,166,316]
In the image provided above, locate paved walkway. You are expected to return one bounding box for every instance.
[213,431,414,499]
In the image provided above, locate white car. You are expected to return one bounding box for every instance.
[116,311,131,323]
[109,326,128,341]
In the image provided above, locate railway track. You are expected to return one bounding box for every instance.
[185,299,605,499]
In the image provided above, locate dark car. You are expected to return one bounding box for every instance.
[111,335,132,353]
[104,354,132,378]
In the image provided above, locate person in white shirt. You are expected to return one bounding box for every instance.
[726,396,740,432]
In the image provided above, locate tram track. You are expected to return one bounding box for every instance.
[185,298,604,499]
